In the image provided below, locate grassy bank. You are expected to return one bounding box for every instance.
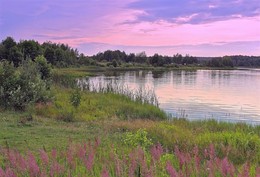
[0,67,259,176]
[1,87,260,158]
[34,87,166,122]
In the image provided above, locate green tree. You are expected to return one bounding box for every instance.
[222,56,234,67]
[44,47,55,64]
[8,46,23,67]
[151,53,164,66]
[35,55,52,80]
[126,53,135,63]
[54,48,65,64]
[0,59,51,110]
[173,53,182,64]
[135,51,147,63]
[0,37,17,61]
[2,37,16,50]
[19,40,42,60]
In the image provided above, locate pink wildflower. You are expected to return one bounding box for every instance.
[101,167,110,177]
[5,167,16,177]
[256,167,260,177]
[15,152,27,173]
[238,162,250,177]
[193,146,200,173]
[138,147,149,176]
[150,143,163,162]
[221,157,230,177]
[128,150,138,177]
[50,161,64,177]
[66,146,75,169]
[174,146,185,169]
[0,167,5,177]
[7,150,17,168]
[220,157,235,177]
[77,144,86,161]
[40,149,49,167]
[28,151,40,177]
[84,149,95,171]
[206,160,215,177]
[51,149,57,160]
[166,161,178,177]
[40,170,48,177]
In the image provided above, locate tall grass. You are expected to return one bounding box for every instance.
[107,119,260,165]
[77,79,159,107]
[34,87,167,121]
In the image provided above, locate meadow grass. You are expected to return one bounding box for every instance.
[0,67,259,176]
[34,86,166,122]
[1,105,260,176]
[0,137,259,176]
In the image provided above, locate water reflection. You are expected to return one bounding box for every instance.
[86,69,260,124]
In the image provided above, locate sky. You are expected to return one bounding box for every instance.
[0,0,260,56]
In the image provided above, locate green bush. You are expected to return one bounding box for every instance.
[35,55,52,80]
[0,59,52,110]
[123,129,152,150]
[70,89,81,109]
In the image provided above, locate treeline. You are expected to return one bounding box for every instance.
[231,55,260,67]
[93,50,199,67]
[0,37,199,68]
[1,37,260,68]
[0,37,88,67]
[200,56,260,68]
[205,56,234,68]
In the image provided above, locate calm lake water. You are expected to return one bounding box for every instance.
[86,69,260,124]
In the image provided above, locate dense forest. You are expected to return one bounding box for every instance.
[0,37,260,68]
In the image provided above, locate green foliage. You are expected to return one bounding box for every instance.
[207,56,234,67]
[0,59,51,110]
[111,59,118,67]
[123,129,152,150]
[70,89,81,109]
[0,37,23,67]
[35,55,52,80]
[8,46,23,67]
[43,47,55,64]
[35,87,166,122]
[19,39,42,60]
[197,131,260,164]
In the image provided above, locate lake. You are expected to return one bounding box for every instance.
[85,69,260,124]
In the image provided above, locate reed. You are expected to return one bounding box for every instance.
[77,79,159,107]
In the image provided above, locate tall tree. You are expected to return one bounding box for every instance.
[0,37,17,60]
[19,40,42,60]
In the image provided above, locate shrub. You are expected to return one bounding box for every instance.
[35,55,52,80]
[0,59,52,110]
[123,129,152,150]
[70,89,81,109]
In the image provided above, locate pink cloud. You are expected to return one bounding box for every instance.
[85,14,260,47]
[3,0,259,56]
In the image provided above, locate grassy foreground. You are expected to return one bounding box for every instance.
[0,68,260,176]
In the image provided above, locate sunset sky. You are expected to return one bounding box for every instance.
[0,0,260,56]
